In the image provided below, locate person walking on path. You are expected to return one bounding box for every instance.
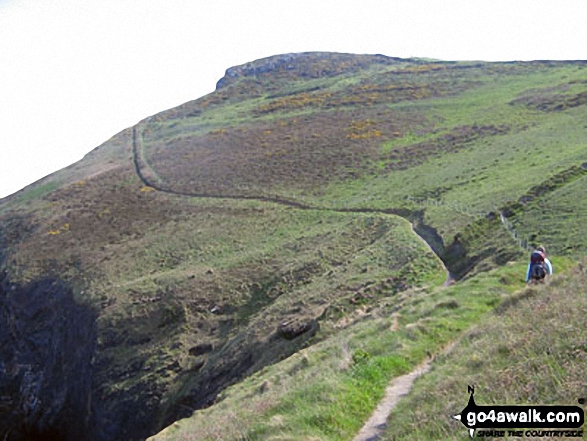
[525,245,553,283]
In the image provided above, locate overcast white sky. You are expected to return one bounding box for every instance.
[1,0,585,198]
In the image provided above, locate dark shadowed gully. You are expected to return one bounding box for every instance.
[0,271,101,441]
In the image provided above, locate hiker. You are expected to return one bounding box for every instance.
[525,246,553,283]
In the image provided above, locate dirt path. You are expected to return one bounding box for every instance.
[353,359,432,441]
[353,340,458,441]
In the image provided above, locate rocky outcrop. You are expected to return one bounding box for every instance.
[215,52,405,89]
[277,318,319,340]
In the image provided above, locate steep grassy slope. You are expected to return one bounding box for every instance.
[147,257,579,441]
[382,262,587,440]
[1,52,586,441]
[146,260,529,441]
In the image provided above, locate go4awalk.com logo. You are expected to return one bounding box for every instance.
[453,386,585,438]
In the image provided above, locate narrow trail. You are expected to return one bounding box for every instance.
[353,340,459,441]
[132,129,411,214]
[131,120,585,441]
[131,127,450,279]
[353,359,432,441]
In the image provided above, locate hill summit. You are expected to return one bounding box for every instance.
[215,52,404,89]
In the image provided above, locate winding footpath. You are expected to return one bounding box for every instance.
[131,127,450,275]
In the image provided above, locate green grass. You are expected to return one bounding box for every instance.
[147,258,545,440]
[7,180,60,206]
[381,261,586,441]
[82,199,450,435]
[322,67,587,202]
[135,60,587,266]
[511,174,587,255]
[82,60,587,440]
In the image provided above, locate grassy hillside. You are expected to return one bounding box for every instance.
[135,55,587,273]
[148,257,579,441]
[146,261,524,440]
[0,163,444,440]
[382,262,587,441]
[1,52,586,441]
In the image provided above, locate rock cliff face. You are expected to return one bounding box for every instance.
[0,272,100,441]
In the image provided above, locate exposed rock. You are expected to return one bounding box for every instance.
[188,343,214,357]
[277,318,319,340]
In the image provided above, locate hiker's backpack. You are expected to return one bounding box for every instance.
[530,250,546,280]
[531,263,546,280]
